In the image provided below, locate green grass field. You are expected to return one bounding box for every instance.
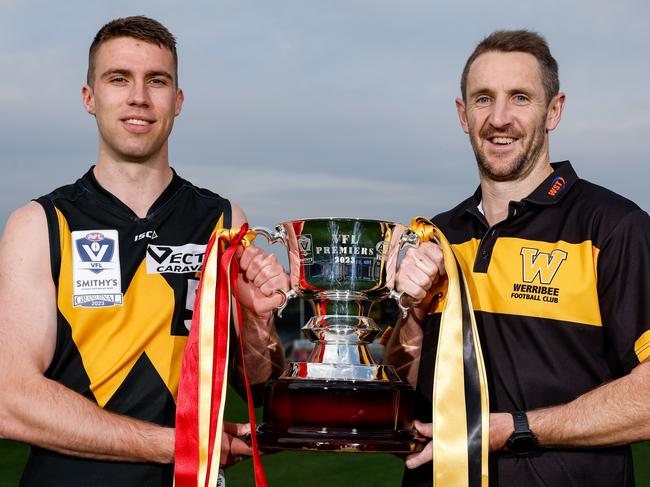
[1,388,649,486]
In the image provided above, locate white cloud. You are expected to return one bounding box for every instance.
[1,0,649,232]
[177,162,468,227]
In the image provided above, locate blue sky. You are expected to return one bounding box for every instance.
[1,0,649,230]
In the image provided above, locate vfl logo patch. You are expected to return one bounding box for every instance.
[72,230,123,308]
[375,241,386,259]
[511,247,567,304]
[146,243,207,274]
[76,232,115,274]
[547,176,566,197]
[298,235,313,264]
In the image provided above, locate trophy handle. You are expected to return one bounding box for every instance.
[399,231,420,249]
[275,289,298,318]
[389,289,409,319]
[392,217,440,318]
[250,225,296,317]
[251,225,288,245]
[399,216,439,249]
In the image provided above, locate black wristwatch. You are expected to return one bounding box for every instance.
[507,411,538,455]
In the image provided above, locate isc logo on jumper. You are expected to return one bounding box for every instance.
[134,230,158,242]
[72,230,123,308]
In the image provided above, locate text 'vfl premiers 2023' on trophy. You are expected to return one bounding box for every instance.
[251,218,434,453]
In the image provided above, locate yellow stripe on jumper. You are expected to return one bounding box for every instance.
[450,237,602,327]
[56,209,224,407]
[635,330,650,363]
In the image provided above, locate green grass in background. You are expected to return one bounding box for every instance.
[0,440,29,487]
[1,387,649,486]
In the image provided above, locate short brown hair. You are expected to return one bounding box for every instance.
[87,16,178,87]
[460,30,559,105]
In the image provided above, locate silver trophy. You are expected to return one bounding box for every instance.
[252,218,427,453]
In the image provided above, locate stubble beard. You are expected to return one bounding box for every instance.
[98,123,170,165]
[470,122,547,183]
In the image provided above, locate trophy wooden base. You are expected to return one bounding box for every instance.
[256,378,423,454]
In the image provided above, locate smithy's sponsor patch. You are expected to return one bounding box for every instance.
[72,230,123,307]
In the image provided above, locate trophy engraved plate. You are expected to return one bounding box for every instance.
[253,218,424,453]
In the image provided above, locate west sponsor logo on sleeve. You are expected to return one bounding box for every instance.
[547,176,566,197]
[72,230,123,307]
[146,243,207,274]
[511,247,567,303]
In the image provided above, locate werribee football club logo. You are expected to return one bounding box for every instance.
[75,232,116,274]
[520,247,567,284]
[510,247,567,304]
[72,229,123,308]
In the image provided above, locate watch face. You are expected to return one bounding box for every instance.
[509,434,537,455]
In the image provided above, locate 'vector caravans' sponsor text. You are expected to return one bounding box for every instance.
[146,243,207,274]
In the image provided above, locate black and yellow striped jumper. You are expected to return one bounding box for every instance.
[21,167,230,487]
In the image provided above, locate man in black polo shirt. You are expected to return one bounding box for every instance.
[387,30,650,486]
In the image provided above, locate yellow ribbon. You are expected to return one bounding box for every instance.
[409,217,490,487]
[216,228,257,248]
[195,226,257,486]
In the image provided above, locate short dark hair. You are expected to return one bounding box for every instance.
[460,30,559,105]
[87,15,178,87]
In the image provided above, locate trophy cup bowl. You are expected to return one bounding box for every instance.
[253,218,424,453]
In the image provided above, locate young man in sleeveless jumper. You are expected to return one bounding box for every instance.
[0,16,287,486]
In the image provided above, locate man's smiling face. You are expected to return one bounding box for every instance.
[457,51,555,182]
[82,36,183,164]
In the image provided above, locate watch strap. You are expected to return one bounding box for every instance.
[511,411,531,434]
[508,411,538,455]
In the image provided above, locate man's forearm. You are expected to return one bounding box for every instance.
[234,311,285,387]
[0,373,174,462]
[490,360,650,451]
[384,305,428,388]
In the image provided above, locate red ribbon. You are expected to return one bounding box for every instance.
[231,247,268,486]
[175,223,268,487]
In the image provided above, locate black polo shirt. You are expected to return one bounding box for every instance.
[404,161,650,487]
